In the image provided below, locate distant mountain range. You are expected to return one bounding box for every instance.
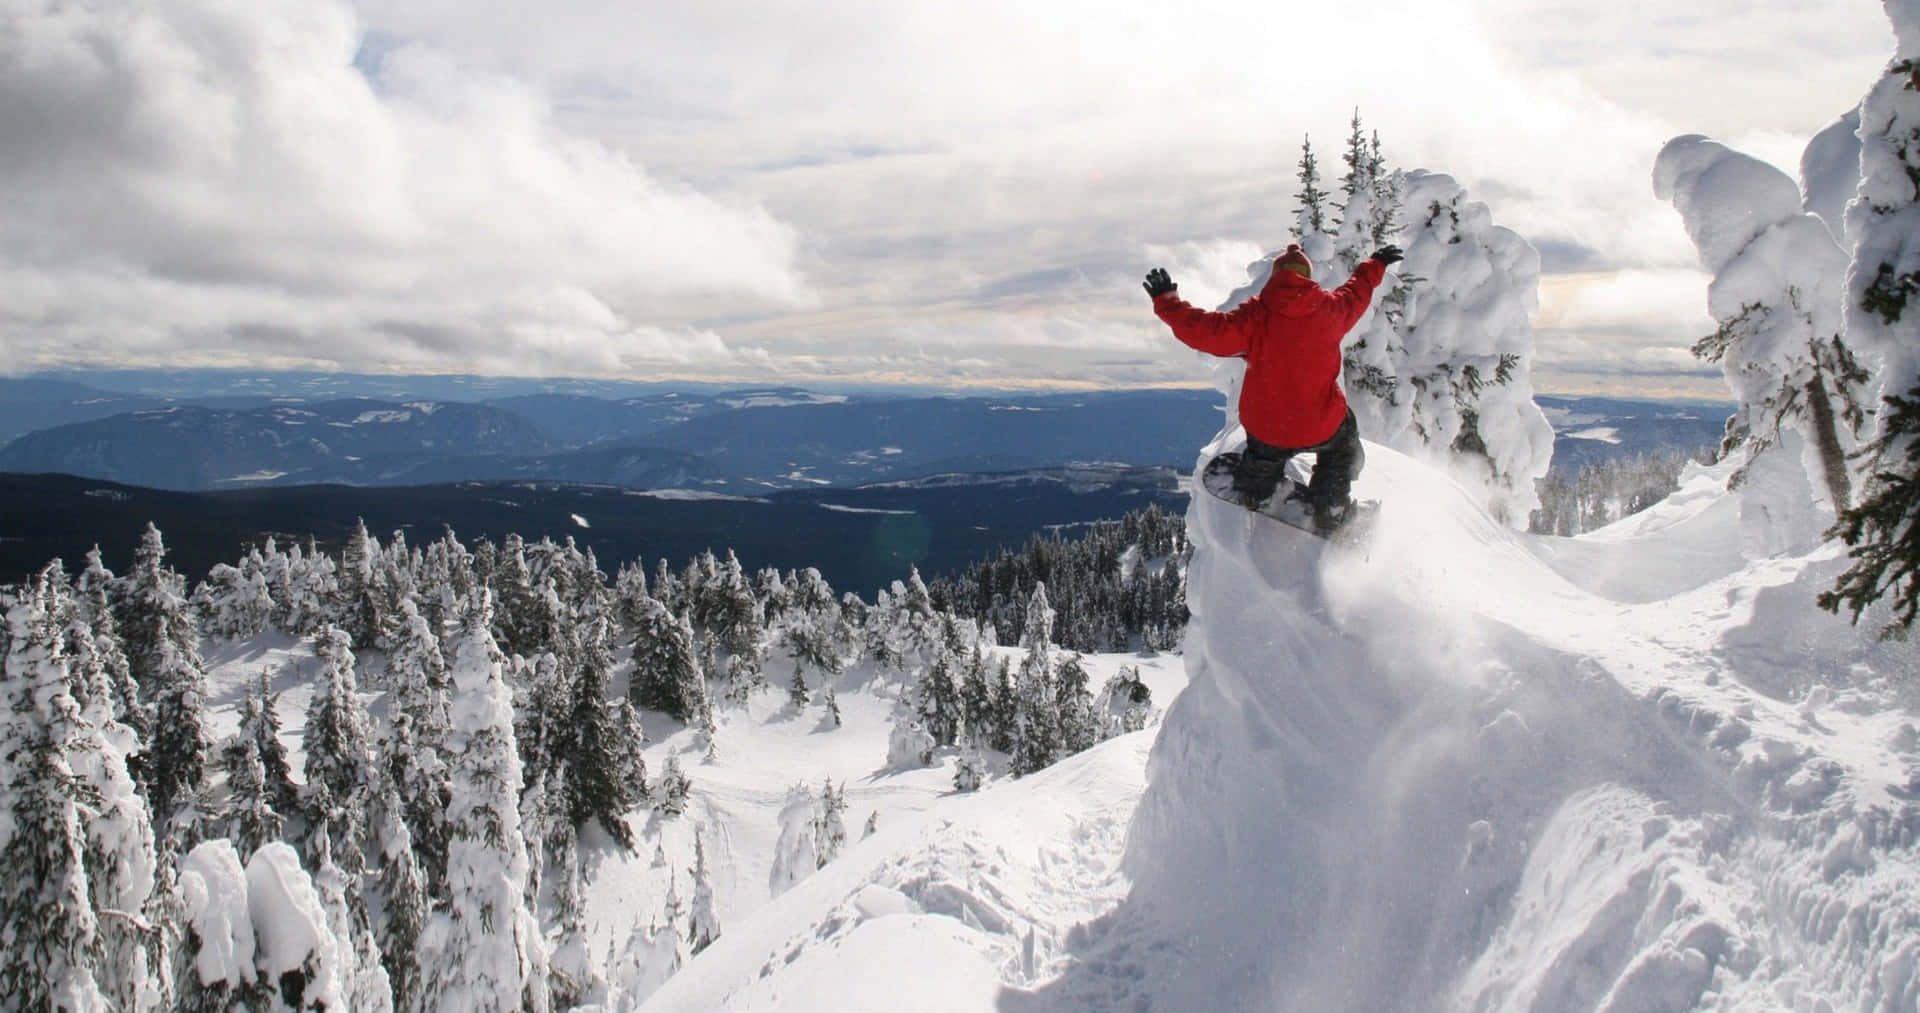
[0,373,1736,592]
[1536,395,1729,471]
[0,466,1185,596]
[0,382,1223,491]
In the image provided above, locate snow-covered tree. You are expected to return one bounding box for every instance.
[814,780,848,870]
[244,841,353,1012]
[1295,134,1331,236]
[64,575,163,1013]
[1825,7,1920,637]
[221,726,286,858]
[547,618,643,849]
[886,703,936,769]
[371,779,427,1013]
[193,561,274,641]
[75,547,144,740]
[383,608,454,893]
[1654,134,1870,537]
[116,522,214,832]
[302,626,376,872]
[780,567,846,683]
[0,575,108,1009]
[688,832,720,957]
[656,755,692,818]
[175,840,274,1011]
[768,784,820,896]
[336,517,383,650]
[421,592,550,1012]
[1011,584,1061,776]
[629,596,710,728]
[545,828,605,1010]
[240,672,301,827]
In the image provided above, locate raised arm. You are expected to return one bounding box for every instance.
[1146,268,1261,358]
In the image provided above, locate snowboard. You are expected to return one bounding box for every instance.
[1200,451,1378,543]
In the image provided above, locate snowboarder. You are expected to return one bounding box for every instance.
[1145,242,1402,531]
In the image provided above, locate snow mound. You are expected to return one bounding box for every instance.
[1114,439,1920,1011]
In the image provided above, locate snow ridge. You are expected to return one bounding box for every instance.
[1113,430,1920,1011]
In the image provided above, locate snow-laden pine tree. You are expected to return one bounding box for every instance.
[383,598,453,892]
[421,591,550,1013]
[243,841,354,1011]
[1054,653,1103,755]
[115,522,214,833]
[175,840,275,1011]
[302,626,377,872]
[545,826,606,1009]
[221,726,286,858]
[1011,583,1060,776]
[656,755,692,818]
[371,779,427,1013]
[311,831,392,1012]
[0,573,109,1009]
[336,518,383,650]
[1343,168,1553,524]
[814,780,848,870]
[780,567,847,686]
[63,567,163,1012]
[1825,2,1920,636]
[1654,134,1871,548]
[697,550,765,693]
[886,702,937,769]
[557,617,643,849]
[768,783,820,896]
[75,547,145,741]
[240,672,301,824]
[629,595,710,728]
[1222,126,1555,524]
[688,831,720,957]
[915,646,965,747]
[192,561,275,642]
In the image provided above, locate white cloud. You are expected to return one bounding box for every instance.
[0,0,805,375]
[1,0,1896,392]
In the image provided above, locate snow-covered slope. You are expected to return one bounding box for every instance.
[645,429,1918,1011]
[1124,433,1918,1011]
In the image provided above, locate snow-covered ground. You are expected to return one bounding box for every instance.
[619,437,1918,1012]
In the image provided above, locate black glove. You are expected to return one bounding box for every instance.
[1371,245,1404,267]
[1143,267,1177,299]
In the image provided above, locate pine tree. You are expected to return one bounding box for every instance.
[688,832,721,956]
[545,827,605,1008]
[0,574,109,1009]
[1295,135,1330,236]
[556,618,642,849]
[76,547,145,744]
[780,567,846,683]
[629,596,710,727]
[337,517,383,649]
[814,780,848,869]
[372,778,427,1013]
[63,565,164,1012]
[421,591,550,1012]
[657,755,692,818]
[1823,24,1920,638]
[303,626,377,873]
[768,784,819,896]
[1011,584,1061,776]
[221,725,286,857]
[116,523,214,841]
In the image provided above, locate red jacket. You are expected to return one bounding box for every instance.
[1154,259,1386,448]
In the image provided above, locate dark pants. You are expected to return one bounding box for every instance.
[1233,410,1364,508]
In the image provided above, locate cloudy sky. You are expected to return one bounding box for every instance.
[0,0,1895,396]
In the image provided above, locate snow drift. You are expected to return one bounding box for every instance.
[1120,428,1920,1011]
